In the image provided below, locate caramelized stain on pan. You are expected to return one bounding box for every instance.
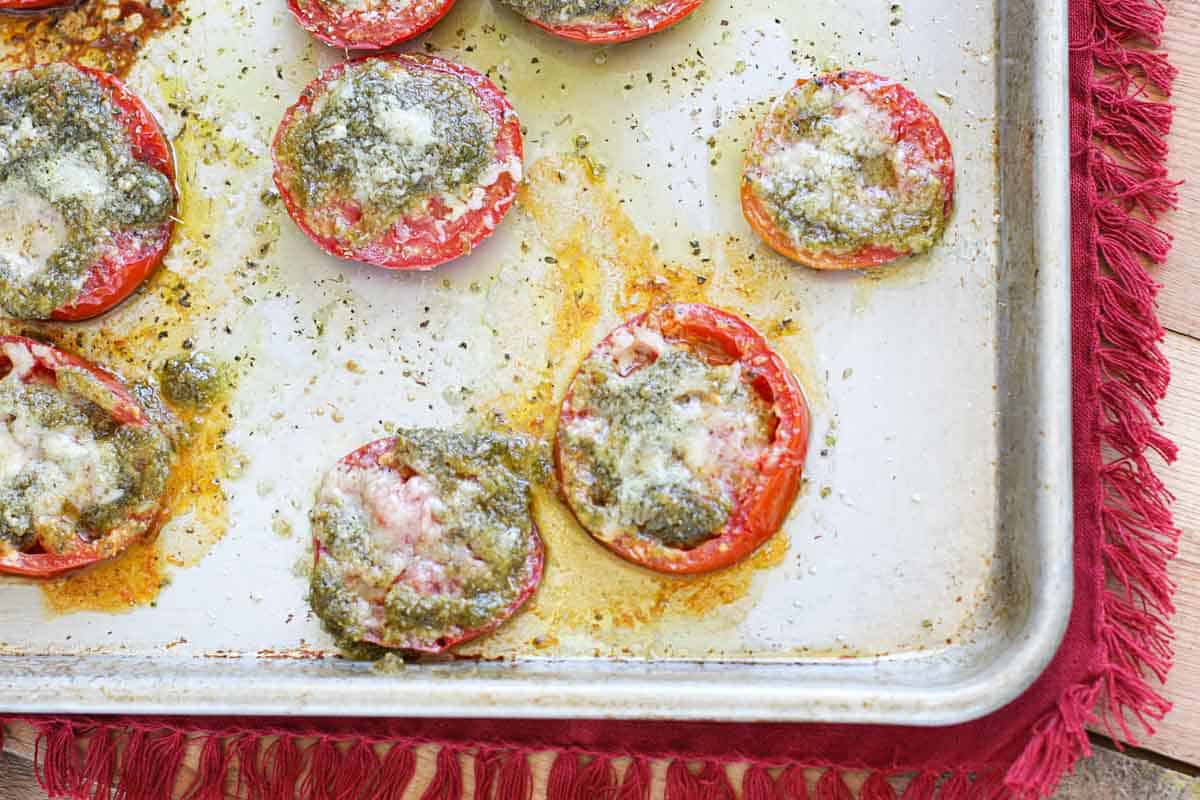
[40,399,234,614]
[41,537,163,613]
[156,389,237,570]
[461,154,809,657]
[0,0,182,78]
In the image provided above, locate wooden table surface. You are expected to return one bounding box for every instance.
[3,3,1199,797]
[1129,0,1200,768]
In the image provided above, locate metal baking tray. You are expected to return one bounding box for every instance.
[0,0,1071,724]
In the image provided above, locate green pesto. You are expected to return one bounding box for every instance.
[277,60,496,247]
[158,352,231,410]
[562,346,771,550]
[749,81,947,256]
[0,64,173,320]
[500,0,643,24]
[310,428,545,652]
[0,373,172,550]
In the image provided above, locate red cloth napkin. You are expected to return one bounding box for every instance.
[9,0,1180,797]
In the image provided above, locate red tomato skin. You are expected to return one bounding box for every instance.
[272,53,523,272]
[555,303,810,575]
[313,437,545,654]
[12,65,178,321]
[0,0,77,11]
[0,336,162,578]
[741,70,955,271]
[526,0,703,43]
[287,0,456,49]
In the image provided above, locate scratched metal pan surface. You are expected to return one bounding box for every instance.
[0,0,1071,724]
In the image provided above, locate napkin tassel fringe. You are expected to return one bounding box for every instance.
[30,722,1185,800]
[1005,0,1179,798]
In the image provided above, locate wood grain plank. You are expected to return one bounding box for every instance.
[1136,331,1200,764]
[1154,0,1200,338]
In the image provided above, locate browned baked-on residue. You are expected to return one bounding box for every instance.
[458,488,791,658]
[491,154,714,438]
[41,537,163,613]
[460,153,806,658]
[156,390,236,571]
[652,532,790,617]
[0,0,183,78]
[256,648,328,660]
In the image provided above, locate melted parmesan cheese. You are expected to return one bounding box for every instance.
[501,0,649,25]
[561,329,773,549]
[318,465,460,587]
[36,150,112,206]
[439,155,523,223]
[376,102,437,149]
[0,180,69,283]
[0,149,114,284]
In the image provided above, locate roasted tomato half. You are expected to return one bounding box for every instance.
[287,0,456,50]
[0,63,176,321]
[309,429,545,653]
[0,336,175,577]
[555,303,809,575]
[272,54,523,271]
[500,0,702,43]
[741,70,954,270]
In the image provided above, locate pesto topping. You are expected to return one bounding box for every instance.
[276,58,499,247]
[316,0,436,14]
[0,64,174,320]
[158,351,231,410]
[501,0,647,25]
[559,326,773,550]
[310,428,544,651]
[0,342,173,556]
[747,79,948,256]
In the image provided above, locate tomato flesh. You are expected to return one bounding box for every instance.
[555,303,810,574]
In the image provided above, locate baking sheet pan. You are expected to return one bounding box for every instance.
[0,0,1072,724]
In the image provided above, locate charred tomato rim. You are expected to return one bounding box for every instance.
[741,69,955,271]
[524,0,702,44]
[0,335,165,577]
[271,53,524,271]
[20,64,178,321]
[287,0,457,50]
[313,436,545,653]
[555,302,810,575]
[0,0,78,11]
